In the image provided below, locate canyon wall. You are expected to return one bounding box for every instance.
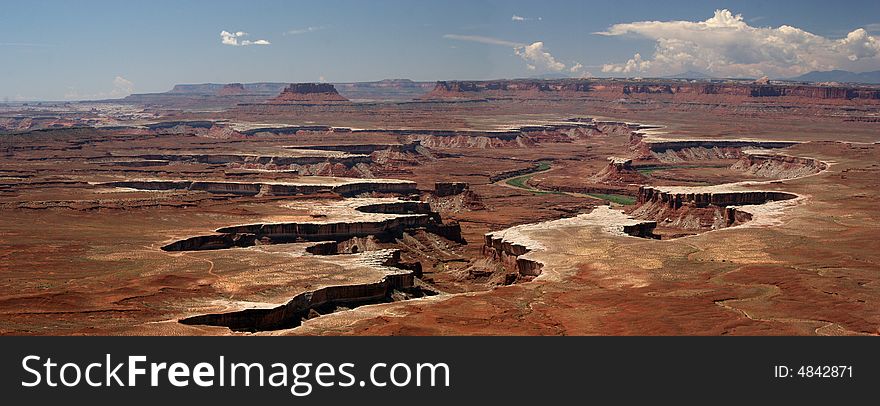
[731,152,827,179]
[422,79,880,103]
[162,197,461,252]
[104,179,417,197]
[482,233,544,277]
[179,250,424,331]
[636,186,797,208]
[633,186,798,230]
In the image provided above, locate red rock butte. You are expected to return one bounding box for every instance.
[216,83,247,96]
[268,83,351,104]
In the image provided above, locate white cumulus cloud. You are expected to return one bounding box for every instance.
[444,34,576,72]
[112,76,134,96]
[596,9,880,78]
[515,41,566,72]
[220,30,271,46]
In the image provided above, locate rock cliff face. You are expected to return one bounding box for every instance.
[161,198,462,252]
[592,157,648,184]
[644,139,799,163]
[623,84,674,94]
[731,151,827,179]
[635,138,828,179]
[423,79,592,99]
[421,78,880,103]
[179,249,430,331]
[434,182,469,197]
[601,81,880,100]
[636,186,797,209]
[268,83,350,104]
[105,179,417,197]
[632,186,798,232]
[293,141,420,155]
[225,119,635,151]
[482,233,544,277]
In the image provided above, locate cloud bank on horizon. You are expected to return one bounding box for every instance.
[597,9,880,78]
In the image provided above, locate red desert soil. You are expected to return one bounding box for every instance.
[0,79,878,335]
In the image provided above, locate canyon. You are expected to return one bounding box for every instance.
[1,78,878,336]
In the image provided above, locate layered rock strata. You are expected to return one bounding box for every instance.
[423,79,880,102]
[633,186,798,231]
[161,198,462,251]
[179,249,430,331]
[104,178,417,197]
[267,83,350,104]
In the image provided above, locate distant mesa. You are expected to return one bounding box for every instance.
[420,78,880,102]
[433,81,481,93]
[216,83,247,96]
[661,70,715,80]
[422,79,592,99]
[268,83,350,104]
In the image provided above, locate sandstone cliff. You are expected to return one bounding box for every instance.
[267,83,350,104]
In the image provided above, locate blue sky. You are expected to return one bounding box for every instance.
[2,0,879,100]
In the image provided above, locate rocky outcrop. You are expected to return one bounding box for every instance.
[482,206,662,277]
[329,181,418,197]
[292,141,421,155]
[267,83,350,104]
[621,221,660,239]
[482,233,543,277]
[179,249,432,331]
[632,186,798,231]
[646,139,799,153]
[636,186,797,209]
[434,182,469,197]
[105,151,372,169]
[489,163,549,183]
[422,78,880,103]
[424,182,484,212]
[104,179,417,197]
[592,157,648,184]
[231,119,633,150]
[162,198,460,251]
[640,139,827,179]
[423,79,592,99]
[599,80,880,101]
[731,151,827,179]
[161,233,257,251]
[644,139,800,163]
[164,216,433,251]
[623,84,674,94]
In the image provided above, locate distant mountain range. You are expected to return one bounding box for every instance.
[528,73,575,80]
[661,70,715,80]
[788,70,880,84]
